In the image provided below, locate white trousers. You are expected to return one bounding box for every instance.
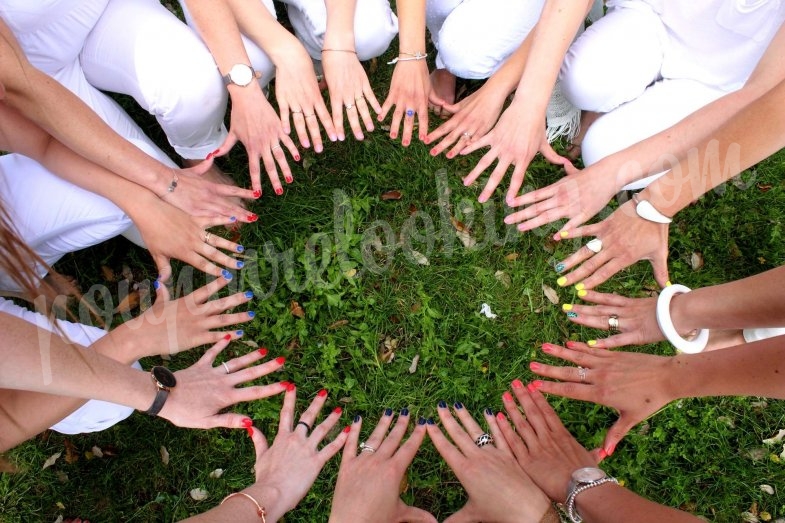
[0,298,138,435]
[1,0,228,160]
[426,0,545,80]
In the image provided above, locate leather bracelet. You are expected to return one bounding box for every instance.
[656,284,709,354]
[566,477,619,523]
[632,193,672,224]
[321,48,356,54]
[220,492,266,522]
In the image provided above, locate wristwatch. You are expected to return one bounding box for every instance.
[222,63,261,87]
[144,366,177,416]
[565,467,618,523]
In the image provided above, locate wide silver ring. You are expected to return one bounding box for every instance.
[222,361,230,374]
[577,366,587,383]
[474,433,494,448]
[359,442,376,454]
[608,314,620,333]
[462,131,473,139]
[586,238,603,254]
[345,103,355,110]
[204,231,213,245]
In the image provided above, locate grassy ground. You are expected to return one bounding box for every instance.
[3,5,785,522]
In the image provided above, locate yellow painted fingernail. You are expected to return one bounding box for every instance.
[557,276,567,287]
[562,304,573,312]
[578,290,588,298]
[665,281,672,287]
[559,230,569,238]
[587,340,597,347]
[575,283,585,291]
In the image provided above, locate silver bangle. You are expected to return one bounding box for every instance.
[565,477,619,523]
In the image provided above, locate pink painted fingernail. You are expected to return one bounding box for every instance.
[285,176,293,184]
[502,391,513,402]
[294,154,301,161]
[496,412,507,421]
[566,341,577,349]
[333,406,343,415]
[530,362,541,371]
[542,344,555,353]
[258,348,268,357]
[511,379,524,389]
[275,187,283,196]
[317,388,328,397]
[241,418,253,427]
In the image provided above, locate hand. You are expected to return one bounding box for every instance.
[461,98,572,204]
[114,272,255,360]
[215,83,299,196]
[504,164,615,233]
[245,386,347,522]
[330,410,434,523]
[526,342,676,455]
[563,290,666,349]
[158,336,287,429]
[160,159,256,221]
[380,60,442,147]
[427,403,552,523]
[129,193,245,282]
[425,84,508,160]
[322,51,381,141]
[274,45,337,153]
[553,200,671,290]
[498,383,601,504]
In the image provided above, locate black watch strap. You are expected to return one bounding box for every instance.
[145,389,169,417]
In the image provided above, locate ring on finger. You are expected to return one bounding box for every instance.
[305,113,316,119]
[204,231,213,245]
[345,102,355,110]
[586,238,603,254]
[291,109,303,115]
[608,314,620,333]
[271,144,282,152]
[296,420,312,434]
[222,362,230,374]
[462,131,473,140]
[577,366,587,383]
[405,109,415,118]
[359,441,376,454]
[355,95,364,102]
[474,433,494,447]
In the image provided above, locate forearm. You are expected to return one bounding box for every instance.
[395,0,427,55]
[578,483,701,523]
[324,0,357,50]
[183,483,286,522]
[221,0,305,65]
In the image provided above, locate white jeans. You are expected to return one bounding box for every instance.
[426,0,545,80]
[0,299,138,435]
[0,0,228,161]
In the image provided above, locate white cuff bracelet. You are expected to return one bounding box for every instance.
[656,284,708,354]
[633,194,672,224]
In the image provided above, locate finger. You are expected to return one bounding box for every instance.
[514,205,571,232]
[398,505,438,523]
[202,284,253,313]
[463,151,499,189]
[362,84,382,115]
[426,121,456,153]
[478,159,512,203]
[329,96,346,141]
[317,423,349,463]
[505,163,528,205]
[310,105,332,153]
[281,132,300,163]
[279,102,292,136]
[293,113,311,149]
[485,410,512,455]
[401,107,415,146]
[363,409,396,455]
[250,425,270,457]
[356,95,376,134]
[231,382,290,403]
[571,257,628,291]
[595,332,641,350]
[260,148,283,196]
[436,404,477,455]
[528,387,575,435]
[553,222,602,242]
[202,243,245,272]
[425,420,465,466]
[152,273,172,302]
[230,356,287,387]
[376,412,411,458]
[511,385,551,437]
[297,389,329,437]
[392,421,427,468]
[603,416,635,457]
[445,132,473,159]
[379,92,394,122]
[213,182,257,201]
[222,346,269,374]
[340,415,363,461]
[496,405,529,462]
[651,247,671,289]
[416,104,429,142]
[345,102,365,141]
[540,140,572,167]
[271,142,294,188]
[183,253,223,279]
[453,404,489,443]
[500,386,526,431]
[207,412,266,430]
[153,254,173,288]
[310,401,344,444]
[198,336,231,366]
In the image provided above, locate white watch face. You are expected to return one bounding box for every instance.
[229,64,254,86]
[572,467,607,483]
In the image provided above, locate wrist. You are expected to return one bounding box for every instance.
[573,481,623,520]
[669,292,699,336]
[244,483,285,522]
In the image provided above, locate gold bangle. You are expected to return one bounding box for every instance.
[321,48,357,54]
[220,492,267,522]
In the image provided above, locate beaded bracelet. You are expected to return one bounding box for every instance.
[163,172,178,196]
[220,492,267,522]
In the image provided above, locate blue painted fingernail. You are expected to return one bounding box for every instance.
[384,407,393,417]
[247,311,255,319]
[484,408,493,416]
[236,261,244,269]
[400,408,409,416]
[453,402,463,410]
[244,290,254,299]
[418,417,426,425]
[230,216,237,222]
[566,311,578,319]
[437,400,447,409]
[426,418,435,425]
[222,269,232,280]
[237,245,245,253]
[153,280,160,290]
[235,330,244,337]
[555,263,565,273]
[353,414,361,423]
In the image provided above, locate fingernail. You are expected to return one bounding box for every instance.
[236,261,245,269]
[275,357,286,365]
[587,340,597,347]
[245,290,254,299]
[599,449,608,459]
[246,427,254,437]
[502,391,513,402]
[285,176,293,183]
[418,417,426,425]
[275,188,283,196]
[559,230,569,238]
[248,214,258,222]
[384,407,393,416]
[235,330,244,337]
[241,418,253,427]
[575,283,586,291]
[426,418,435,425]
[286,382,296,392]
[530,380,544,391]
[453,401,464,410]
[400,408,409,416]
[562,304,573,312]
[222,270,233,280]
[252,190,261,199]
[578,290,588,298]
[567,311,578,318]
[557,276,567,287]
[566,341,576,349]
[437,400,447,409]
[237,245,245,253]
[665,280,673,287]
[205,152,214,160]
[511,379,524,389]
[555,263,565,273]
[258,347,268,357]
[294,155,301,161]
[529,362,541,371]
[230,216,237,222]
[497,412,506,421]
[353,414,361,423]
[342,426,351,433]
[542,343,554,352]
[484,408,493,416]
[223,334,231,341]
[317,388,328,397]
[153,280,160,290]
[607,443,616,456]
[333,406,343,415]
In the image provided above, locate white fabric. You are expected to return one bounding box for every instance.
[0,298,138,435]
[744,327,785,343]
[426,0,545,79]
[0,0,228,160]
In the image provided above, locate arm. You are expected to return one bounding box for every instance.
[577,483,702,523]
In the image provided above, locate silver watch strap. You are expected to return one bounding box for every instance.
[565,477,619,523]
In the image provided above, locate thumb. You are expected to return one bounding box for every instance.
[249,426,270,456]
[153,254,173,290]
[540,140,571,167]
[603,415,635,457]
[443,504,478,523]
[397,504,438,523]
[207,411,261,431]
[214,132,237,159]
[650,231,671,288]
[183,157,215,177]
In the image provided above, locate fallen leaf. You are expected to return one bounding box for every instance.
[121,264,134,283]
[290,300,305,319]
[760,484,775,495]
[411,251,429,265]
[91,446,103,459]
[690,252,704,271]
[748,448,768,461]
[0,455,19,473]
[63,440,79,464]
[751,400,769,409]
[42,452,61,470]
[209,469,224,479]
[456,230,476,248]
[450,217,468,233]
[113,290,140,314]
[100,265,116,282]
[138,284,151,313]
[411,303,422,313]
[55,470,68,484]
[344,268,357,278]
[505,253,520,261]
[100,444,119,457]
[379,336,399,363]
[408,354,420,374]
[369,57,378,74]
[399,473,409,495]
[54,516,64,523]
[494,271,511,289]
[542,284,560,305]
[55,502,65,511]
[758,183,773,192]
[286,339,300,351]
[381,190,402,201]
[190,488,209,501]
[328,319,349,330]
[160,446,170,466]
[241,340,259,348]
[408,204,418,215]
[339,397,354,404]
[763,429,785,445]
[761,512,772,521]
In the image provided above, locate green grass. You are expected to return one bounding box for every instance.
[3,8,785,522]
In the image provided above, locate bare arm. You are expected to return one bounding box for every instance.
[577,483,701,523]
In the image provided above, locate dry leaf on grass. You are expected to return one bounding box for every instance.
[0,455,19,473]
[410,251,429,266]
[42,452,61,470]
[760,484,775,495]
[290,300,305,319]
[91,446,104,459]
[190,488,209,501]
[100,265,116,282]
[328,320,349,330]
[505,253,520,261]
[408,354,420,374]
[209,469,224,479]
[494,271,511,289]
[690,252,704,271]
[160,446,170,466]
[381,190,403,201]
[241,340,259,348]
[763,429,785,445]
[542,284,559,305]
[63,440,79,464]
[379,336,399,363]
[113,291,140,314]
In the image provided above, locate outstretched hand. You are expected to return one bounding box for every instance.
[380,60,442,147]
[322,51,381,141]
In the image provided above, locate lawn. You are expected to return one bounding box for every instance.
[2,5,785,522]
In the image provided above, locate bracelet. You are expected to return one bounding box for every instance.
[565,477,618,523]
[163,172,178,196]
[656,284,709,354]
[632,193,672,224]
[387,51,428,65]
[321,48,357,54]
[220,492,267,522]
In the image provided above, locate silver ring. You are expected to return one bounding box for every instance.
[291,109,303,115]
[577,366,587,383]
[204,232,213,245]
[345,103,355,110]
[608,314,619,333]
[305,113,316,119]
[271,144,282,152]
[474,433,494,447]
[359,442,376,454]
[586,238,603,254]
[296,420,312,434]
[462,131,473,139]
[222,361,230,374]
[355,95,364,102]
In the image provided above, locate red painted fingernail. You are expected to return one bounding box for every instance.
[342,425,351,433]
[247,214,258,222]
[607,443,616,456]
[280,381,290,388]
[317,389,328,397]
[294,154,301,161]
[531,380,544,391]
[497,412,507,421]
[285,176,293,184]
[566,341,577,349]
[242,418,253,428]
[511,379,524,389]
[246,427,254,437]
[224,334,231,341]
[530,362,541,371]
[252,190,261,199]
[205,152,214,160]
[275,187,283,196]
[502,391,513,402]
[275,357,285,365]
[599,448,608,459]
[333,406,343,415]
[258,348,268,357]
[285,382,296,392]
[542,344,554,353]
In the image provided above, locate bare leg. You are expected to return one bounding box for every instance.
[566,110,601,160]
[429,69,457,118]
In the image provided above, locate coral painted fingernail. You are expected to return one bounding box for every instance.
[557,276,567,287]
[342,426,351,433]
[567,312,578,318]
[530,380,544,391]
[286,382,296,392]
[317,389,328,397]
[578,290,588,298]
[223,334,231,341]
[562,304,573,312]
[275,357,285,365]
[502,391,513,402]
[453,402,464,410]
[529,362,541,371]
[497,412,506,421]
[253,190,261,199]
[542,343,554,352]
[559,230,569,238]
[575,283,585,291]
[258,348,268,357]
[275,188,284,196]
[285,176,293,184]
[555,263,565,273]
[566,341,576,349]
[280,381,291,389]
[245,290,254,299]
[599,449,608,459]
[333,406,343,415]
[438,400,447,409]
[587,340,597,347]
[511,379,523,389]
[222,270,233,280]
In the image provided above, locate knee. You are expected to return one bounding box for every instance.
[560,50,617,112]
[153,52,227,125]
[437,31,498,79]
[354,18,397,61]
